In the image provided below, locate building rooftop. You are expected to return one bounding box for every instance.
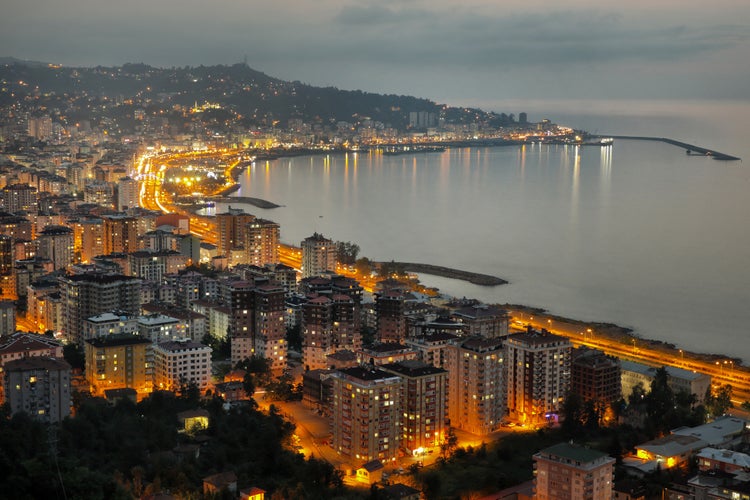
[637,433,706,457]
[697,447,750,468]
[337,366,402,383]
[155,340,210,352]
[4,356,71,372]
[381,360,447,378]
[362,342,411,354]
[620,360,709,382]
[672,415,748,446]
[537,442,612,464]
[506,329,570,347]
[85,334,151,348]
[1,332,62,352]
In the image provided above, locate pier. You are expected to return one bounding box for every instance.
[596,135,741,161]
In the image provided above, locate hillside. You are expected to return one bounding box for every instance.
[0,60,517,130]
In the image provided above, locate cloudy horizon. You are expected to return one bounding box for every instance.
[3,0,749,107]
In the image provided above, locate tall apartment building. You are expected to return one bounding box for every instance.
[302,293,362,371]
[245,218,279,267]
[84,180,115,208]
[102,214,139,255]
[375,290,408,343]
[129,249,188,283]
[36,225,74,270]
[84,334,151,396]
[153,340,212,392]
[301,233,336,278]
[0,300,15,336]
[405,332,459,369]
[80,312,138,342]
[3,357,71,423]
[331,366,402,462]
[451,304,509,338]
[2,183,38,213]
[216,207,255,258]
[505,329,572,425]
[117,176,138,211]
[228,280,287,374]
[381,360,448,454]
[73,217,104,264]
[0,213,33,244]
[59,272,142,345]
[534,442,615,500]
[570,348,622,406]
[446,337,505,435]
[27,115,53,140]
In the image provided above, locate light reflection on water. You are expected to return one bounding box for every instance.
[204,102,750,362]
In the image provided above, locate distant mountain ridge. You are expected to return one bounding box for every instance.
[0,59,520,130]
[0,56,50,67]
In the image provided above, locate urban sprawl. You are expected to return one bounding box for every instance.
[0,62,749,500]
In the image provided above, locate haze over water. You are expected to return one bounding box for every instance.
[209,99,750,363]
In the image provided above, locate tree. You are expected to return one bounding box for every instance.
[645,367,675,433]
[706,384,734,418]
[440,428,458,458]
[335,241,360,265]
[355,257,373,277]
[561,392,584,436]
[63,343,85,372]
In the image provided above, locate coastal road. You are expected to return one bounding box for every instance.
[508,309,750,404]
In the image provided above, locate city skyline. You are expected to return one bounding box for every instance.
[2,0,749,108]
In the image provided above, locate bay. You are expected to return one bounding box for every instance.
[206,99,750,363]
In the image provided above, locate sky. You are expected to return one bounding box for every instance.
[3,0,750,108]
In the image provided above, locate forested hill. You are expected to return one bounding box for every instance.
[0,61,516,129]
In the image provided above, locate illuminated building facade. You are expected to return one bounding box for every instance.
[228,280,287,374]
[102,214,139,255]
[375,290,407,343]
[446,337,505,435]
[153,339,212,392]
[331,366,402,462]
[505,329,572,425]
[2,183,38,214]
[301,233,336,278]
[381,360,448,454]
[245,218,279,267]
[116,176,138,211]
[534,442,614,500]
[570,347,622,406]
[216,207,255,258]
[59,272,142,345]
[3,357,71,423]
[36,225,74,271]
[84,334,151,396]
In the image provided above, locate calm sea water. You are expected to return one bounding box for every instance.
[208,99,750,363]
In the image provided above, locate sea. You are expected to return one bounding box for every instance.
[203,99,750,363]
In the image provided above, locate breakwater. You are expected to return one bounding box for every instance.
[387,262,507,286]
[596,135,741,161]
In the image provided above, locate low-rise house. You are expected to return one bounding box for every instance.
[626,434,706,474]
[202,471,237,496]
[356,459,384,485]
[178,408,210,433]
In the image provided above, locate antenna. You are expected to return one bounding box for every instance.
[243,54,248,67]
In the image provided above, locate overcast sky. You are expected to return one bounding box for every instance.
[3,0,749,107]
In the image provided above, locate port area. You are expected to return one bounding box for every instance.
[593,135,741,161]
